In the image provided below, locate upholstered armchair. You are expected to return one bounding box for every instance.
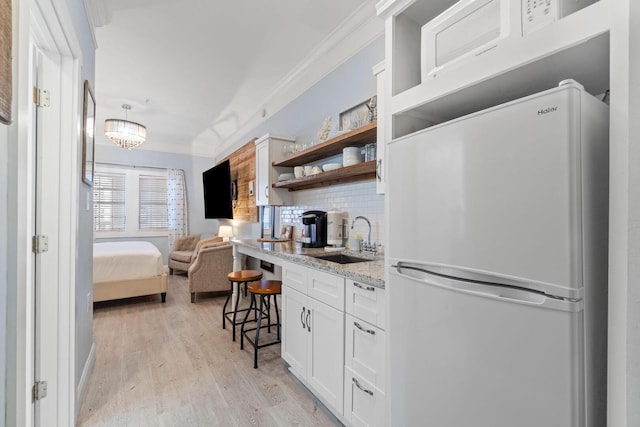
[168,234,223,274]
[187,242,233,303]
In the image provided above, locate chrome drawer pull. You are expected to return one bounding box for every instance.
[354,321,375,336]
[354,282,375,292]
[352,378,374,396]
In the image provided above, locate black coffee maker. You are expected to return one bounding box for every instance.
[300,210,327,248]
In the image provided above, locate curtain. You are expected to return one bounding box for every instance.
[167,169,189,248]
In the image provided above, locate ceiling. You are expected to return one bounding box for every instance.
[90,0,378,158]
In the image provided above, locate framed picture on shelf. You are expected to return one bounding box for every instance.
[280,225,293,240]
[339,96,376,131]
[82,80,96,186]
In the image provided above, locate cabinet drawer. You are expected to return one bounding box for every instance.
[345,280,386,329]
[345,314,386,390]
[344,368,386,427]
[308,269,345,310]
[282,261,307,294]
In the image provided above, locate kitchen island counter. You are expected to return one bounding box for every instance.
[232,239,384,288]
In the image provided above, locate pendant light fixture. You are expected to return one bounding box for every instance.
[104,104,147,150]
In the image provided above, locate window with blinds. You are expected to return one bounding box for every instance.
[138,175,168,230]
[94,172,126,231]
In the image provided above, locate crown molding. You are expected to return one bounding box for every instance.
[213,2,384,160]
[375,0,416,19]
[84,0,110,27]
[83,0,110,48]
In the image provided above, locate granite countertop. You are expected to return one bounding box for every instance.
[233,239,385,288]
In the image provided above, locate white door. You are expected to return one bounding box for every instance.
[32,44,63,426]
[307,297,344,415]
[281,285,308,376]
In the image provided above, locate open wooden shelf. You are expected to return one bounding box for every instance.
[273,161,376,191]
[273,122,377,167]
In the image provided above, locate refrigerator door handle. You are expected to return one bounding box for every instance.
[392,264,580,309]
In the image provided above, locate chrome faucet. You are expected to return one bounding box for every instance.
[351,216,372,245]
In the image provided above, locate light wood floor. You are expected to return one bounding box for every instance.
[77,274,341,427]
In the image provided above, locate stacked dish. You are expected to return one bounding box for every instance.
[343,147,362,167]
[322,163,342,172]
[278,172,295,181]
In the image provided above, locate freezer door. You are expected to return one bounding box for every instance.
[388,87,586,297]
[388,268,584,427]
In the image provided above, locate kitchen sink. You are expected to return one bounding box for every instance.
[311,253,372,264]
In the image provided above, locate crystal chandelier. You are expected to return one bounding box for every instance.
[104,104,147,150]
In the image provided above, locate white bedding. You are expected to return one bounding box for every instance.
[93,241,164,283]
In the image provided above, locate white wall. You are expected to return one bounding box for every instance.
[609,1,640,426]
[226,37,385,242]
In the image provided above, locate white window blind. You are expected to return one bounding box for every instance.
[139,175,168,230]
[94,172,126,232]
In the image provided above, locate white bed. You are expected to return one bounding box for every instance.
[93,241,168,303]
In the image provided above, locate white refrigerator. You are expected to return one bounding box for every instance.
[387,80,608,427]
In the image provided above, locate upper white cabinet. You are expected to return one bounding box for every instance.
[255,134,294,206]
[373,61,386,195]
[376,0,610,139]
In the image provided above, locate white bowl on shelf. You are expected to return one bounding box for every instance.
[343,157,361,167]
[322,163,342,172]
[278,172,295,181]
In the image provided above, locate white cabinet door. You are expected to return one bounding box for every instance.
[373,61,385,195]
[255,140,270,206]
[255,134,293,206]
[307,297,344,415]
[345,280,386,329]
[281,285,308,377]
[344,368,386,427]
[308,268,344,310]
[345,314,386,390]
[282,261,308,295]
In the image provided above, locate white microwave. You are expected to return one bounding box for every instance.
[421,0,597,79]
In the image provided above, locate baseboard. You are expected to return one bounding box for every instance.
[287,366,348,426]
[75,342,96,422]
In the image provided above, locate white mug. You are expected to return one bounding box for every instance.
[294,166,305,178]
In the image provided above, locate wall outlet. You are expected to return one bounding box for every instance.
[248,180,254,196]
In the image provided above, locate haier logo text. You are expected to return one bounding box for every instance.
[538,106,558,115]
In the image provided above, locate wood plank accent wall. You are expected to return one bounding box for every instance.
[0,0,12,124]
[221,139,258,222]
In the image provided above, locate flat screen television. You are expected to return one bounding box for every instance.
[202,160,234,219]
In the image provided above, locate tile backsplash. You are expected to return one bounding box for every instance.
[279,181,384,245]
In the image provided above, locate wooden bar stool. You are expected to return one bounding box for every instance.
[223,269,262,341]
[240,280,282,369]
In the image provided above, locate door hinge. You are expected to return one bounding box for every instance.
[32,381,48,401]
[32,235,49,254]
[33,87,50,108]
